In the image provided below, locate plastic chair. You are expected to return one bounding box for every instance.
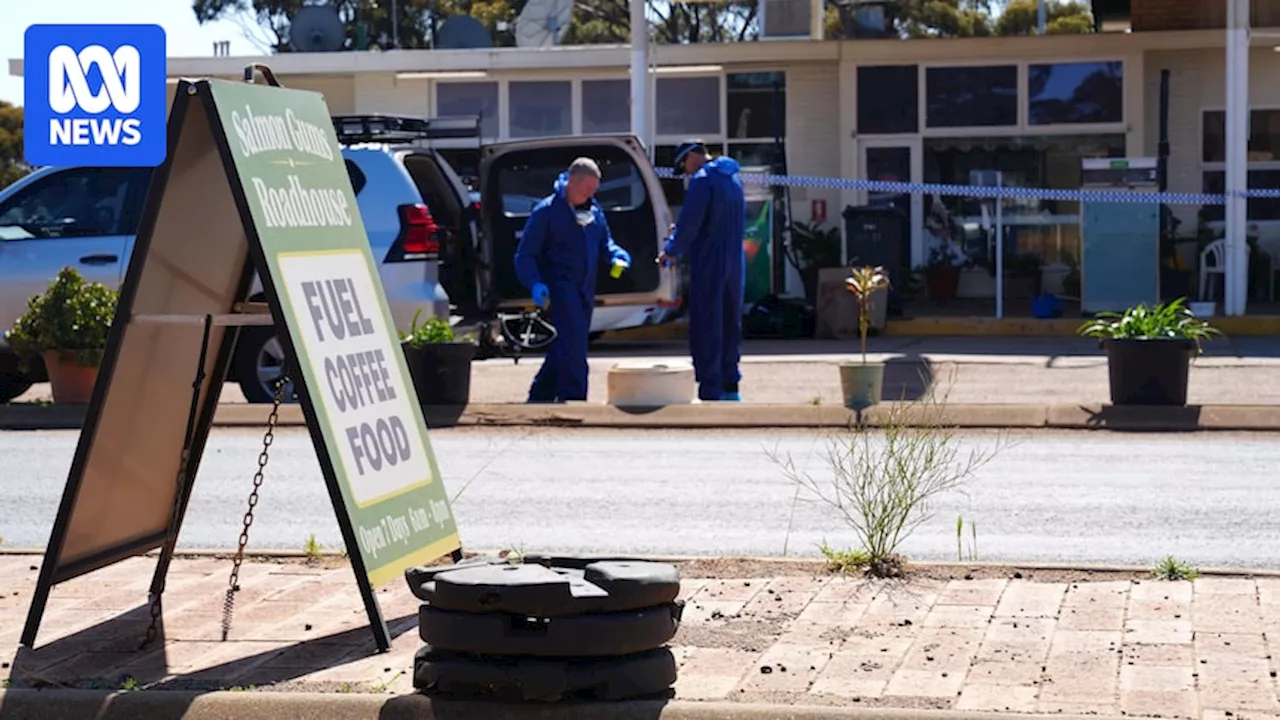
[1199,239,1249,301]
[1200,238,1277,302]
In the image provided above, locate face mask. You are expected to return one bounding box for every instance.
[575,208,595,227]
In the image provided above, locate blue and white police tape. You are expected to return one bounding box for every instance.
[652,166,1280,205]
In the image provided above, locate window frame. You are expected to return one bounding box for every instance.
[921,61,1022,134]
[1024,58,1126,129]
[1200,104,1280,222]
[433,79,503,143]
[653,73,726,144]
[888,57,1127,137]
[506,78,575,139]
[579,76,632,136]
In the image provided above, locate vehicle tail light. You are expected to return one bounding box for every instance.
[388,203,440,261]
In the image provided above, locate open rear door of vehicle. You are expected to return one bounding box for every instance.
[478,136,680,310]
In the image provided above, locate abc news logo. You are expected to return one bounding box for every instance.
[48,44,143,147]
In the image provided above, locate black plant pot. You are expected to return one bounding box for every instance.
[402,342,476,406]
[1102,338,1194,407]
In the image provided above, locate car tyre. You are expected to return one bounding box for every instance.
[0,372,33,404]
[232,327,299,404]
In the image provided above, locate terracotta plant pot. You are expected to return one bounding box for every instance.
[42,350,100,405]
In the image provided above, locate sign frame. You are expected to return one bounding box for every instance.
[21,66,462,653]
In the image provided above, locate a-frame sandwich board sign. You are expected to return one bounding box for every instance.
[21,66,462,653]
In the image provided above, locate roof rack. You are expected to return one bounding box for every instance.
[331,114,482,145]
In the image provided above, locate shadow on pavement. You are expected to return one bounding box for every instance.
[1084,404,1204,432]
[2,601,417,698]
[881,359,934,403]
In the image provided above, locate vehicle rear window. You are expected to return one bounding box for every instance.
[344,159,367,195]
[496,151,645,216]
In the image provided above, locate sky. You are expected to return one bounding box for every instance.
[0,0,259,107]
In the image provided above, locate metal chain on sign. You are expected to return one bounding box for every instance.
[221,374,288,641]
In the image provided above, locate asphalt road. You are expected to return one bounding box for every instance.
[1,427,1275,569]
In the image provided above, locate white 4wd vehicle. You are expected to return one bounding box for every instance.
[0,114,679,403]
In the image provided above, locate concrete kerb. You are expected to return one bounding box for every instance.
[0,691,1164,720]
[3,401,1280,431]
[1,546,1276,578]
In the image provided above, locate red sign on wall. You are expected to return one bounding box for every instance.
[811,199,827,223]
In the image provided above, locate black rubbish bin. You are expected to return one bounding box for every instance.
[842,205,910,315]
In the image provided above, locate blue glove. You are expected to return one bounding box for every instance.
[531,282,550,309]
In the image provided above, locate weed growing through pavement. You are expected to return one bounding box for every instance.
[768,383,1006,578]
[118,676,139,692]
[819,540,870,574]
[303,534,322,561]
[1151,555,1199,581]
[956,515,978,562]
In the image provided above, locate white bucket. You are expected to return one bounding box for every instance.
[1189,301,1216,317]
[606,361,696,407]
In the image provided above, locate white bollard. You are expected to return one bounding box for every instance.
[606,361,696,407]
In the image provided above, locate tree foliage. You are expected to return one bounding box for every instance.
[0,102,27,188]
[193,0,1093,50]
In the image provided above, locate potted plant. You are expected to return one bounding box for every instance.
[400,311,477,407]
[918,245,962,302]
[4,267,118,405]
[789,221,844,305]
[839,266,891,410]
[1078,297,1219,407]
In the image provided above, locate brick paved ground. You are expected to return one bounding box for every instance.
[3,554,1280,716]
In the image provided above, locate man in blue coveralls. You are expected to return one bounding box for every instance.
[515,158,632,403]
[657,141,747,402]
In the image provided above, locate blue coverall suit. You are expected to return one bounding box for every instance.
[514,172,631,403]
[664,157,747,402]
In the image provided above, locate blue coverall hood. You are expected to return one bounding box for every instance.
[552,171,570,198]
[704,156,741,177]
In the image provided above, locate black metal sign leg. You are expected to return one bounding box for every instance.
[149,313,216,599]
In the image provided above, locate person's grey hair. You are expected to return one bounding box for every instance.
[567,157,602,179]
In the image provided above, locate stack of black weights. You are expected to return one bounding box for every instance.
[404,554,684,702]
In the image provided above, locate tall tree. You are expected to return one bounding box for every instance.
[193,0,1092,50]
[194,0,763,48]
[0,102,27,187]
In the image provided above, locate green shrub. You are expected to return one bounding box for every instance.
[400,309,458,348]
[1077,297,1219,351]
[5,267,118,368]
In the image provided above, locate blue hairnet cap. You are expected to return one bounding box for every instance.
[672,141,707,175]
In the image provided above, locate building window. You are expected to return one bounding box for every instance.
[509,80,571,138]
[727,142,783,170]
[857,65,918,135]
[1201,109,1280,221]
[581,79,630,134]
[726,72,785,139]
[1028,61,1123,126]
[925,65,1018,128]
[1201,171,1280,221]
[654,143,726,208]
[436,82,499,139]
[923,134,1125,263]
[656,76,721,137]
[1202,109,1280,163]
